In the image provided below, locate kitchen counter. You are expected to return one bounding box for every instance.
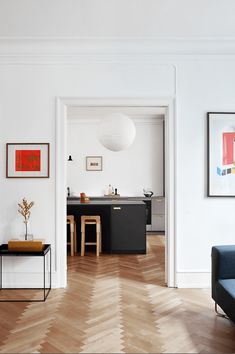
[67,196,159,201]
[67,199,145,205]
[67,199,146,254]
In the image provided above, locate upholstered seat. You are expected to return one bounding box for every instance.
[211,245,235,323]
[218,279,235,298]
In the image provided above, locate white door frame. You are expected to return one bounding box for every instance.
[55,97,176,288]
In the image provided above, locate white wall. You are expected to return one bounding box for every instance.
[1,0,235,287]
[67,119,164,197]
[0,59,174,287]
[1,48,235,287]
[176,60,235,287]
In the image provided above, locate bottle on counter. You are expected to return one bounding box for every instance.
[105,184,115,196]
[108,184,113,195]
[105,185,109,196]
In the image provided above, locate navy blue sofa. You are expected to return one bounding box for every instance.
[211,245,235,323]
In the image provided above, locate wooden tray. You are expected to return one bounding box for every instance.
[8,240,44,252]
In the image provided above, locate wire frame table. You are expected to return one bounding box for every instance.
[0,244,51,302]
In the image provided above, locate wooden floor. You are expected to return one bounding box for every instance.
[0,235,234,353]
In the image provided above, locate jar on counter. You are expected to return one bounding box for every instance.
[80,192,86,203]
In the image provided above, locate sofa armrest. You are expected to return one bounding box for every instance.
[212,245,235,281]
[211,245,235,301]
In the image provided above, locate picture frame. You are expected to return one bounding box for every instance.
[207,112,235,196]
[6,143,50,178]
[86,156,102,171]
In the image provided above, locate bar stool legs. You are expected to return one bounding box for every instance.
[81,215,102,257]
[81,221,85,257]
[67,215,77,256]
[96,221,100,257]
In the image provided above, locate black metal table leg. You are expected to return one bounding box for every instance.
[49,247,52,290]
[0,256,2,290]
[43,252,46,301]
[44,247,51,301]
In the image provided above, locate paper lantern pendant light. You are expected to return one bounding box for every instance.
[98,113,136,152]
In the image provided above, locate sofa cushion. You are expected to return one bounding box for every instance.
[216,280,235,323]
[218,279,235,300]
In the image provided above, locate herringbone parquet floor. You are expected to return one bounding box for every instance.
[0,235,234,353]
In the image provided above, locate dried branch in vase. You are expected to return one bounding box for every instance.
[18,198,34,240]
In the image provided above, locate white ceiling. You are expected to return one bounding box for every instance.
[0,0,235,38]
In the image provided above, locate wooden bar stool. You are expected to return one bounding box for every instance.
[81,215,102,257]
[67,215,77,256]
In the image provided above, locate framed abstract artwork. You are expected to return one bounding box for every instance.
[6,143,50,178]
[208,112,235,196]
[86,156,102,171]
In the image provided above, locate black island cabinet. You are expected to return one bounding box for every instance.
[67,200,146,254]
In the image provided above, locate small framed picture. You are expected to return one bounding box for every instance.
[208,112,235,196]
[6,143,50,178]
[86,156,102,171]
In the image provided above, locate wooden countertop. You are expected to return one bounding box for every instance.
[67,196,164,202]
[67,199,145,205]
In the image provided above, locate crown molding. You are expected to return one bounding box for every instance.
[68,116,164,125]
[0,37,235,64]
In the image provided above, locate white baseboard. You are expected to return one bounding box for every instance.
[176,272,211,288]
[2,271,62,288]
[2,271,211,289]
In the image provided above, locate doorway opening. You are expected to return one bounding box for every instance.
[56,98,176,288]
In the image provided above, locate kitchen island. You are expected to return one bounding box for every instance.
[67,199,146,254]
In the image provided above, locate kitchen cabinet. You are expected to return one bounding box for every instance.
[67,195,165,232]
[67,200,146,254]
[151,197,165,231]
[111,204,146,253]
[125,197,152,231]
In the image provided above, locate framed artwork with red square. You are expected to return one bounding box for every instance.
[6,143,50,178]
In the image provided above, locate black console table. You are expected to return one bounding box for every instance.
[0,244,51,302]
